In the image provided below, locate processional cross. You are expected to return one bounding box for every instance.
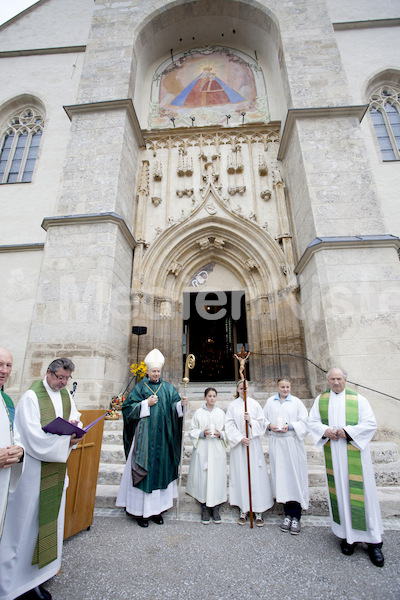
[233,346,254,528]
[176,353,196,520]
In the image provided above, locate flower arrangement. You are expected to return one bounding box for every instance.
[111,394,126,410]
[130,360,147,381]
[105,408,119,420]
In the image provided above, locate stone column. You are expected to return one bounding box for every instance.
[21,0,145,407]
[275,1,400,421]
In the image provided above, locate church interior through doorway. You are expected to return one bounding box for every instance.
[182,291,249,382]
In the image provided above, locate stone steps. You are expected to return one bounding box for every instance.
[96,416,400,517]
[95,481,400,520]
[97,461,338,488]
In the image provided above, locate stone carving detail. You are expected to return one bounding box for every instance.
[153,161,163,181]
[258,155,268,176]
[160,300,172,319]
[177,148,194,198]
[228,185,246,195]
[138,160,149,195]
[199,237,211,250]
[260,189,272,201]
[198,237,225,250]
[281,264,290,276]
[245,258,258,271]
[233,204,243,217]
[213,236,225,249]
[141,127,288,246]
[176,188,194,198]
[227,144,245,198]
[177,148,193,176]
[272,165,284,187]
[205,201,217,215]
[227,145,244,173]
[168,261,183,276]
[200,151,220,183]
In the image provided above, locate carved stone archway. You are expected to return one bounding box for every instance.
[130,172,307,391]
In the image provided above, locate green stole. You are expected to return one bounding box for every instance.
[30,380,71,569]
[1,390,15,430]
[319,387,366,531]
[1,391,15,538]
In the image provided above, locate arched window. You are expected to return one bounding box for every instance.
[369,86,400,161]
[0,107,44,183]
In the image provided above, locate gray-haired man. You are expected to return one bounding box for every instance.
[309,368,384,568]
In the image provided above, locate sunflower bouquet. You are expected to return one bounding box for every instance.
[130,360,147,381]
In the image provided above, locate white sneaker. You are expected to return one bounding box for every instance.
[255,513,264,527]
[280,516,292,532]
[238,510,247,525]
[290,517,301,535]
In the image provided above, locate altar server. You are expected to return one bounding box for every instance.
[186,387,228,524]
[225,380,273,526]
[264,377,309,535]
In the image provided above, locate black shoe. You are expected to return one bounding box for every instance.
[368,546,384,567]
[136,517,149,528]
[18,586,52,600]
[340,539,356,555]
[151,514,164,525]
[201,506,211,524]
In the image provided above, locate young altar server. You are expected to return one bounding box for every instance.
[263,377,309,535]
[225,380,273,526]
[186,387,228,524]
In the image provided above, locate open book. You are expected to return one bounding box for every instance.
[42,413,106,438]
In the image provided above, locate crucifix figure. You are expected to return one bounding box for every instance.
[234,346,252,381]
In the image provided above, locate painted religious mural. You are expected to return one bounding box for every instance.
[149,46,269,129]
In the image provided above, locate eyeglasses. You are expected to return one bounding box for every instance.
[51,372,72,381]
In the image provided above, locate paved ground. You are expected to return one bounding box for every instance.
[45,511,400,600]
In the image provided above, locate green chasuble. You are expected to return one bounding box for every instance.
[319,387,366,531]
[30,380,71,569]
[122,377,183,494]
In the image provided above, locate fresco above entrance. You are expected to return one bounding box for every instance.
[149,46,269,129]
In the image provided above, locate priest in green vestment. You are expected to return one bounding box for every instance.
[0,356,81,600]
[309,368,384,568]
[116,348,188,527]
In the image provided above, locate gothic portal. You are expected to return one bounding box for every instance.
[0,0,399,440]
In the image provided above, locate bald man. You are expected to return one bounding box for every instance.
[0,347,24,536]
[309,368,384,568]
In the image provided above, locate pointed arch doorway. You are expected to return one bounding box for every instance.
[183,290,249,382]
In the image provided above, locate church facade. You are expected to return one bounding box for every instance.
[0,0,399,438]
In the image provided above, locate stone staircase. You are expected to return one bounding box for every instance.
[96,384,400,519]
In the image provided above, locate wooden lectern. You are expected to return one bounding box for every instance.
[64,409,105,540]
